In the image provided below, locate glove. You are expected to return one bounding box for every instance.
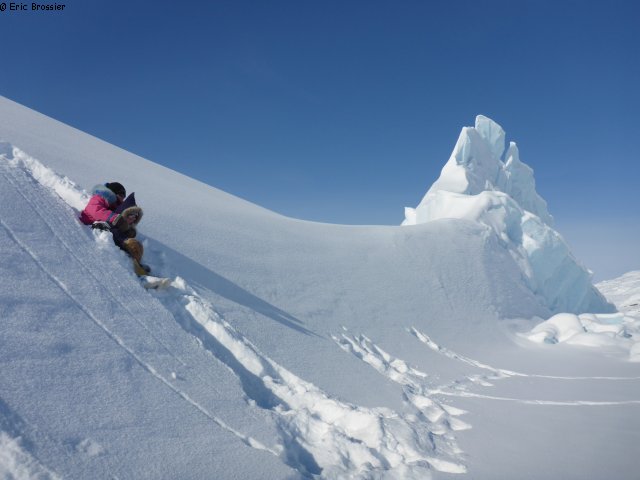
[111,214,129,233]
[91,221,111,231]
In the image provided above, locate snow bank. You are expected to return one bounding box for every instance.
[2,96,638,479]
[522,312,640,361]
[403,115,613,315]
[0,141,89,211]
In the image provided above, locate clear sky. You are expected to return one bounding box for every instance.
[1,0,638,280]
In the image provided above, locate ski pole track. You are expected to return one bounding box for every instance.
[0,155,189,371]
[0,216,274,456]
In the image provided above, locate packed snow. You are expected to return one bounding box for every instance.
[1,96,638,479]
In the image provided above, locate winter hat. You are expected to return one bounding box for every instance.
[105,182,126,197]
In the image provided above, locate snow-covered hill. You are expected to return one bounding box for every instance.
[1,96,639,479]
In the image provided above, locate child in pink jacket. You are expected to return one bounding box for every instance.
[80,182,149,276]
[79,182,127,229]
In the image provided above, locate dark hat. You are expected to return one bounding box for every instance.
[105,182,126,197]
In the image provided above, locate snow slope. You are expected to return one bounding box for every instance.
[1,96,639,479]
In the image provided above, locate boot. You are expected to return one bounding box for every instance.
[122,238,144,262]
[132,259,148,277]
[123,239,147,276]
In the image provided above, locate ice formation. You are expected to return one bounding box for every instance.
[404,115,613,314]
[523,312,640,361]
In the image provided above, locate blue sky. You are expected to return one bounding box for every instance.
[1,0,638,279]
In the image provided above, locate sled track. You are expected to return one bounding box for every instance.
[0,218,272,451]
[0,157,275,455]
[1,152,188,369]
[1,148,256,398]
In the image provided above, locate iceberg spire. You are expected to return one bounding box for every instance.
[475,114,506,161]
[403,115,613,315]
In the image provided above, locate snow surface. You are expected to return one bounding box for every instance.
[1,96,639,479]
[597,271,640,317]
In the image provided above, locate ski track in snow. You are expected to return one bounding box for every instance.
[2,144,467,479]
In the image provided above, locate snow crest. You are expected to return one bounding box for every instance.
[403,116,613,315]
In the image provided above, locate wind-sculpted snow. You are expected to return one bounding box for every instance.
[522,312,640,361]
[333,331,472,438]
[164,282,464,478]
[403,115,613,315]
[1,143,467,478]
[1,97,639,480]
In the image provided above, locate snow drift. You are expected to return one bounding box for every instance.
[403,115,613,315]
[1,96,638,479]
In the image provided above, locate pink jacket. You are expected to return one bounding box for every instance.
[79,184,122,225]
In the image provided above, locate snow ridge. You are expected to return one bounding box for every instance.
[403,116,613,315]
